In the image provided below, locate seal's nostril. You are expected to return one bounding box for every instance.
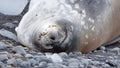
[50,36,55,40]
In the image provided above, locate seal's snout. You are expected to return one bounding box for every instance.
[39,24,66,50]
[47,28,64,46]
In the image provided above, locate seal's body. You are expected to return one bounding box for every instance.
[16,0,120,53]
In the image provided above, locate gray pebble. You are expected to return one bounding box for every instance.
[12,46,26,55]
[111,47,120,51]
[29,59,38,67]
[103,64,110,68]
[7,58,17,66]
[21,61,31,68]
[99,46,106,50]
[6,65,14,68]
[0,29,17,41]
[111,47,120,55]
[59,52,69,59]
[79,64,84,68]
[13,20,19,23]
[79,58,91,65]
[0,42,8,50]
[68,58,79,62]
[68,62,79,68]
[68,52,82,57]
[25,54,33,58]
[0,54,8,62]
[16,58,23,65]
[0,64,7,68]
[62,61,69,66]
[47,63,64,68]
[24,47,29,51]
[87,65,97,68]
[13,54,23,58]
[39,61,47,68]
[107,60,120,67]
[33,55,52,63]
[90,61,100,65]
[0,61,6,68]
[46,53,63,62]
[3,23,16,29]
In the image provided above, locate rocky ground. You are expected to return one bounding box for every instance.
[0,7,120,68]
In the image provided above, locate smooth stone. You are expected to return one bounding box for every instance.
[33,55,52,63]
[16,58,23,66]
[68,62,79,68]
[0,29,17,41]
[0,41,9,50]
[12,46,26,55]
[59,52,69,59]
[46,53,63,63]
[25,54,33,58]
[28,59,38,67]
[99,46,106,50]
[39,61,47,68]
[79,58,91,65]
[21,61,31,68]
[7,58,17,66]
[0,54,8,62]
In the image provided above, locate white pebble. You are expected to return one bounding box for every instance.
[46,53,63,63]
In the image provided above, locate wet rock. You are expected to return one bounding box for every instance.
[12,46,26,55]
[0,29,17,41]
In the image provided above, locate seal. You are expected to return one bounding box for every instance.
[15,0,120,53]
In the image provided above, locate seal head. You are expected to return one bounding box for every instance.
[32,18,78,53]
